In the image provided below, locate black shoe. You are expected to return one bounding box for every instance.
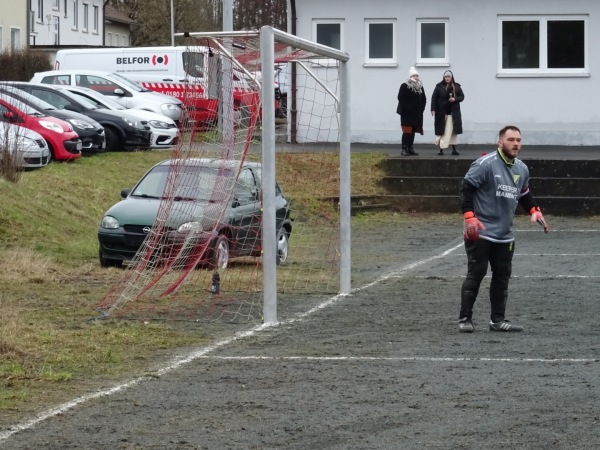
[458,318,474,333]
[489,320,524,332]
[401,149,411,156]
[409,148,419,156]
[452,149,460,155]
[438,149,444,155]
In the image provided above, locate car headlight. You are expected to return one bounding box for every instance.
[101,216,120,229]
[68,119,94,130]
[39,120,65,133]
[177,222,202,233]
[121,117,145,130]
[147,119,173,129]
[162,103,182,112]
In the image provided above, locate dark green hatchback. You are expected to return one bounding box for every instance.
[98,158,292,269]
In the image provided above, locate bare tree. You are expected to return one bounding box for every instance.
[107,0,287,46]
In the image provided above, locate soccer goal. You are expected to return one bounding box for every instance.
[96,26,351,324]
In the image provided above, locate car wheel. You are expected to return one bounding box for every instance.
[276,228,289,265]
[104,127,120,152]
[209,234,230,270]
[99,247,122,268]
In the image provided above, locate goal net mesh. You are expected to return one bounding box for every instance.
[96,30,344,323]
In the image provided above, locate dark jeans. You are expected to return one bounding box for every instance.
[460,238,515,323]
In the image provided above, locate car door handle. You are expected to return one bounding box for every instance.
[162,78,173,81]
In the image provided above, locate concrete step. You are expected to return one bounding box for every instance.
[379,157,600,215]
[381,176,600,197]
[381,158,600,178]
[383,194,600,216]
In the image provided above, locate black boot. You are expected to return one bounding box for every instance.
[401,145,411,156]
[438,148,444,155]
[452,145,460,156]
[409,146,419,156]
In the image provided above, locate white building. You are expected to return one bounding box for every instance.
[0,0,28,51]
[291,0,600,146]
[29,0,104,47]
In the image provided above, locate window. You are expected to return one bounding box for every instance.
[83,3,89,32]
[51,16,60,45]
[37,0,44,21]
[11,28,21,51]
[93,5,99,33]
[72,0,78,29]
[313,20,343,50]
[107,32,112,46]
[416,19,449,65]
[365,19,396,65]
[499,15,588,75]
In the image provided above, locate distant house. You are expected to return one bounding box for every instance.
[292,0,600,146]
[0,0,28,52]
[104,4,135,47]
[27,1,135,65]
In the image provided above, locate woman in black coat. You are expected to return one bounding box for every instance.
[396,67,426,156]
[431,70,464,155]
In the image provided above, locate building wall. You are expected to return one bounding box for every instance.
[295,0,600,146]
[0,0,28,51]
[29,0,103,47]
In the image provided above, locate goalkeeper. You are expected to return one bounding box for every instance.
[458,125,548,333]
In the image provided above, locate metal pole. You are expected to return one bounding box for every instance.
[260,26,277,323]
[339,60,351,294]
[170,0,175,46]
[223,0,233,31]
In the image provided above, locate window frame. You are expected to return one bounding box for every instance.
[82,3,89,32]
[416,18,449,66]
[72,0,78,30]
[10,28,21,51]
[36,0,44,22]
[364,19,397,66]
[92,5,99,33]
[497,14,589,77]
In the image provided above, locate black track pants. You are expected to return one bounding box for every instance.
[459,238,514,323]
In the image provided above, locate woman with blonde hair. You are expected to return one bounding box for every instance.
[431,70,464,155]
[396,66,427,156]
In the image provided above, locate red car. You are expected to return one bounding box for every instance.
[0,95,82,161]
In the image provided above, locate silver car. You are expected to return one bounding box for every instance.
[30,70,183,123]
[0,123,51,168]
[62,85,179,149]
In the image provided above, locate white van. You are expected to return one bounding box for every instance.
[30,69,184,123]
[53,47,261,127]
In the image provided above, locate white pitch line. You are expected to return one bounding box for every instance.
[198,355,599,364]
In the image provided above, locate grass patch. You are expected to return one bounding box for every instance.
[0,148,387,424]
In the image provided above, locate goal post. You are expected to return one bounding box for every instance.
[259,26,351,322]
[96,27,351,324]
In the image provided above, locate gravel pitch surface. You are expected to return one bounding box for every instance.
[3,214,599,449]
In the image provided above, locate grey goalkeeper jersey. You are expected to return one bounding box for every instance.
[463,150,530,243]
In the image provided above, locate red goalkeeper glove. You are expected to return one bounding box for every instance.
[530,206,549,233]
[463,211,486,240]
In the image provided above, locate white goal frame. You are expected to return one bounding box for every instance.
[175,26,351,323]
